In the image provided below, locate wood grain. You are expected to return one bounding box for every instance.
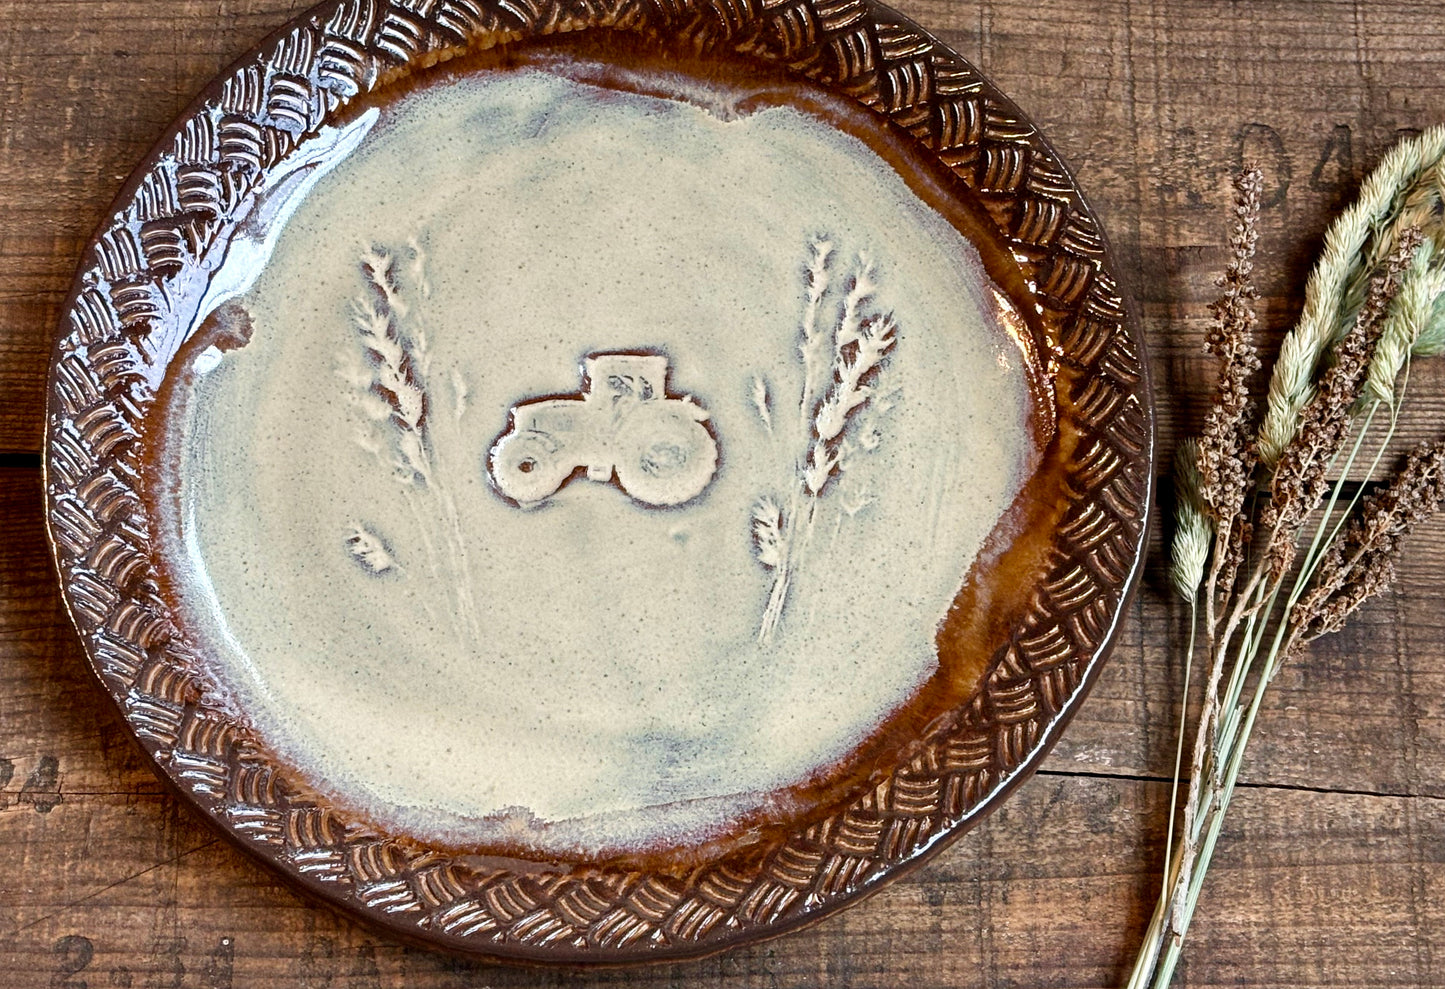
[3,0,1445,985]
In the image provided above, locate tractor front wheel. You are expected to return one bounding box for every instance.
[489,431,571,505]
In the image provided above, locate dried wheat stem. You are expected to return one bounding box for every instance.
[1170,617,1232,933]
[1258,125,1445,465]
[1172,167,1267,944]
[1138,131,1445,989]
[1170,440,1213,601]
[1165,439,1445,989]
[1176,242,1407,929]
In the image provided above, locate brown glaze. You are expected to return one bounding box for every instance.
[46,0,1151,965]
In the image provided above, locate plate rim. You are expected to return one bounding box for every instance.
[43,0,1154,965]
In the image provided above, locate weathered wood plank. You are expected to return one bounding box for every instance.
[5,1,1445,986]
[1,772,1438,988]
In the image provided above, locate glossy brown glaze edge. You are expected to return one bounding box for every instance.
[43,0,1153,965]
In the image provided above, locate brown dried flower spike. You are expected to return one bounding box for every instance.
[1195,166,1263,616]
[1291,440,1445,650]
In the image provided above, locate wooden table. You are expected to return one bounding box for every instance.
[3,1,1443,985]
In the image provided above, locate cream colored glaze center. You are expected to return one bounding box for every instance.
[159,59,1039,855]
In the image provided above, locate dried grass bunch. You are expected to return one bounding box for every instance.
[1129,126,1445,988]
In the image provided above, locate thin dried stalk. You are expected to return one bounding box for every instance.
[1163,170,1267,939]
[1134,132,1445,989]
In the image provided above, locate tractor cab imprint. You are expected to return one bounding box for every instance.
[488,353,718,507]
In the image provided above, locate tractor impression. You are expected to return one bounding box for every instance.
[489,353,718,508]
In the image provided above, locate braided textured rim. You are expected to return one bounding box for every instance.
[45,0,1152,964]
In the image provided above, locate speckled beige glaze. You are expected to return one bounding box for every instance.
[152,56,1040,856]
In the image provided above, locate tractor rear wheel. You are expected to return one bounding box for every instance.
[615,413,718,506]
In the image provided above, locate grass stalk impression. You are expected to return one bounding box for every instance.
[753,238,898,644]
[340,241,480,644]
[1127,126,1445,988]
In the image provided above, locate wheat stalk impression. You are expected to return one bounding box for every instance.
[348,246,434,486]
[345,524,397,574]
[339,242,480,643]
[750,375,773,434]
[1130,127,1445,989]
[752,239,899,643]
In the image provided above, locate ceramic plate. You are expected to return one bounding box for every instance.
[45,0,1151,964]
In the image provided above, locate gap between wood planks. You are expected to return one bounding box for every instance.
[1,837,223,939]
[1035,767,1445,803]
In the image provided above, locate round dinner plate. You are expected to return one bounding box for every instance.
[45,0,1151,964]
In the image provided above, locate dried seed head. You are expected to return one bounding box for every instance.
[1170,439,1213,601]
[1260,230,1420,578]
[1409,290,1445,357]
[1365,235,1445,406]
[1197,167,1264,530]
[1194,169,1265,607]
[1291,440,1445,651]
[1259,125,1445,466]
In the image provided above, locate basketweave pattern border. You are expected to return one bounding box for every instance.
[45,0,1150,963]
